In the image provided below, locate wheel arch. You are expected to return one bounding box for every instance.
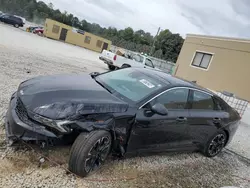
[122,64,131,67]
[222,129,230,146]
[73,120,120,152]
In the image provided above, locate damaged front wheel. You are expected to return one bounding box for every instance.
[68,131,112,177]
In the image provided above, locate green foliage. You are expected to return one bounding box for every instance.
[155,30,184,62]
[0,0,184,62]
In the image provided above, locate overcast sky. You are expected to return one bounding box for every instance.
[42,0,250,38]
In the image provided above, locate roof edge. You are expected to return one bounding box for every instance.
[186,34,250,43]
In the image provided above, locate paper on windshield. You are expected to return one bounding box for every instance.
[139,79,155,88]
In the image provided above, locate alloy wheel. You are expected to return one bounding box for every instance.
[208,134,226,156]
[84,136,111,173]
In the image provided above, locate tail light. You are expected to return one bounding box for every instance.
[113,55,117,61]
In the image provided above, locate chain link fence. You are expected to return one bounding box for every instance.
[110,45,176,74]
[213,91,249,117]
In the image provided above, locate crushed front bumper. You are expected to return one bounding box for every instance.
[5,93,58,142]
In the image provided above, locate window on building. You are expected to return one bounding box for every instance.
[191,52,212,69]
[153,88,189,109]
[96,40,103,48]
[52,25,60,34]
[85,36,91,44]
[191,90,214,110]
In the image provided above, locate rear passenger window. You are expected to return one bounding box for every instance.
[133,55,143,63]
[14,18,20,22]
[213,98,224,111]
[192,91,214,110]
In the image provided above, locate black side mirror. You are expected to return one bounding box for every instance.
[89,72,100,78]
[151,103,168,115]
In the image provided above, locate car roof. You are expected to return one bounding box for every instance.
[135,68,214,95]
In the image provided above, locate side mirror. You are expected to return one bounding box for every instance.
[151,103,168,116]
[89,72,100,78]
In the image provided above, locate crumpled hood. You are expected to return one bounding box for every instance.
[17,74,128,119]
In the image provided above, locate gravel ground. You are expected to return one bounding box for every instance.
[0,23,250,188]
[227,122,250,159]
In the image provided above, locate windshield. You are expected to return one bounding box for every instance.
[96,69,164,102]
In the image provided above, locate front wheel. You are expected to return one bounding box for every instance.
[203,131,227,157]
[68,131,112,177]
[14,24,19,28]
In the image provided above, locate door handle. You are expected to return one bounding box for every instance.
[176,117,187,122]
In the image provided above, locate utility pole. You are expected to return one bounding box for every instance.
[150,27,161,55]
[72,17,75,27]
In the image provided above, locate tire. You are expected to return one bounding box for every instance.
[14,24,19,28]
[121,64,130,69]
[203,130,227,157]
[108,65,115,71]
[68,130,112,177]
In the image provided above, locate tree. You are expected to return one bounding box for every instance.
[48,2,53,9]
[80,20,89,31]
[153,49,163,59]
[154,30,184,62]
[122,27,134,41]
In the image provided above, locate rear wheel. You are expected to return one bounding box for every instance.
[121,64,130,69]
[108,65,115,70]
[14,24,19,28]
[203,131,227,157]
[68,131,112,177]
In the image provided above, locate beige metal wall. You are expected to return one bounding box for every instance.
[44,19,111,52]
[44,19,72,40]
[66,30,111,52]
[175,34,250,101]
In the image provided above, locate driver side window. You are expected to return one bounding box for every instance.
[152,88,189,109]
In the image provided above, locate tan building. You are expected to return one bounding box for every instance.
[44,19,112,53]
[175,34,250,101]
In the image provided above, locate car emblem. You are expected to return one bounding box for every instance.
[20,90,24,95]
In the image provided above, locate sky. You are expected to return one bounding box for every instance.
[42,0,250,38]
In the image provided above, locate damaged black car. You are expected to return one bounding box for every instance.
[5,68,240,177]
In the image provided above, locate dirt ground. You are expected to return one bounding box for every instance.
[0,23,250,188]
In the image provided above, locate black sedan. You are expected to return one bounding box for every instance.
[0,14,24,28]
[5,68,240,177]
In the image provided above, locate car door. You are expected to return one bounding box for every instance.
[7,16,15,24]
[127,88,191,154]
[187,89,230,148]
[13,17,21,25]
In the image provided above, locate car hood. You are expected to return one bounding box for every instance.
[17,74,128,120]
